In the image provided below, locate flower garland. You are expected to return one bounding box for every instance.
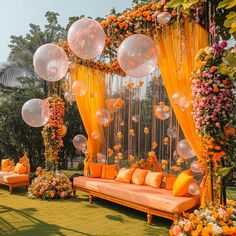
[170,204,236,236]
[42,95,65,170]
[27,168,72,200]
[191,43,235,168]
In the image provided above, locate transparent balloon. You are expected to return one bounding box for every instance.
[96,109,111,125]
[97,153,106,163]
[105,98,118,113]
[21,99,50,127]
[67,18,106,59]
[72,80,88,97]
[176,139,195,160]
[33,43,68,82]
[82,147,88,155]
[132,115,140,123]
[157,12,171,25]
[64,91,75,103]
[172,91,189,110]
[167,127,177,139]
[73,135,87,151]
[190,161,202,174]
[155,105,170,120]
[91,131,101,140]
[117,34,158,78]
[188,182,200,196]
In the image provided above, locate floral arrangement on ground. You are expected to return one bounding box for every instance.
[170,203,236,236]
[27,167,72,200]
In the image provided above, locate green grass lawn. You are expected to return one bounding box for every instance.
[0,177,171,236]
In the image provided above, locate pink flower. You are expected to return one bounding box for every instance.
[184,219,192,232]
[220,41,227,48]
[152,12,158,19]
[172,225,181,235]
[161,0,166,4]
[216,122,220,127]
[171,10,177,17]
[218,208,228,218]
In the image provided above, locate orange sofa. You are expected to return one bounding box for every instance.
[0,155,30,194]
[73,176,198,224]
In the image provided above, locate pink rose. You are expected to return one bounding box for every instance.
[220,41,227,48]
[172,225,181,235]
[218,208,228,218]
[184,219,192,232]
[152,12,158,19]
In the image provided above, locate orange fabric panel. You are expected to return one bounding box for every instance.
[156,20,208,158]
[74,176,197,213]
[1,159,9,170]
[71,66,106,159]
[145,171,163,188]
[101,164,117,180]
[131,168,148,185]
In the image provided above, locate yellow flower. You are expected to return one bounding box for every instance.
[129,154,135,161]
[148,151,155,158]
[117,152,123,159]
[129,129,135,137]
[152,141,158,149]
[176,157,185,165]
[126,81,134,88]
[162,160,168,165]
[107,148,113,157]
[114,144,122,151]
[144,127,149,135]
[164,137,169,145]
[171,166,181,172]
[116,132,123,140]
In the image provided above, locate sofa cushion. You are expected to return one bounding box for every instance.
[145,171,163,188]
[89,163,103,178]
[115,168,135,183]
[74,176,197,213]
[101,164,117,180]
[3,174,29,184]
[173,170,194,197]
[14,163,27,174]
[132,168,148,185]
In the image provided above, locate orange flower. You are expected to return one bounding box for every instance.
[114,144,122,151]
[129,154,135,161]
[164,137,169,145]
[144,127,149,135]
[152,141,158,149]
[213,87,219,93]
[210,66,217,72]
[129,129,135,137]
[138,81,144,87]
[126,82,134,88]
[214,145,221,151]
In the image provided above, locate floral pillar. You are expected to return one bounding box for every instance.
[42,95,65,171]
[191,44,235,205]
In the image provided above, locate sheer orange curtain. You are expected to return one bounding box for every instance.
[71,65,105,160]
[156,20,208,158]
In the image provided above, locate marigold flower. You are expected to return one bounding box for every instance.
[129,129,135,136]
[126,82,134,88]
[144,127,149,135]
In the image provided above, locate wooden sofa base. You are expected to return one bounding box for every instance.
[74,186,179,224]
[0,181,29,194]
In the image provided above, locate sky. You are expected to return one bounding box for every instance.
[0,0,132,62]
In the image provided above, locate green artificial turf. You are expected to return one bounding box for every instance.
[0,185,171,236]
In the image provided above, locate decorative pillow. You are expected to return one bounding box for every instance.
[145,171,163,188]
[165,175,176,190]
[1,159,9,170]
[115,168,135,183]
[101,164,117,180]
[89,162,103,178]
[131,168,148,185]
[14,163,27,174]
[173,170,194,197]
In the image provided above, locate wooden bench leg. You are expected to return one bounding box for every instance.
[9,186,13,194]
[72,189,76,197]
[89,195,93,204]
[147,213,152,224]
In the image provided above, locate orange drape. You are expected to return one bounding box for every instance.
[156,20,208,158]
[71,65,105,159]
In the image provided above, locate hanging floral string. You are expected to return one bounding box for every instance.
[42,95,65,171]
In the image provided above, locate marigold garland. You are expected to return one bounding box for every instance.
[42,95,65,170]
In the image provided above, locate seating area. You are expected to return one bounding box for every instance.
[0,0,236,235]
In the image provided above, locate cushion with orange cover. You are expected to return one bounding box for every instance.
[131,168,148,185]
[89,162,103,178]
[145,171,163,188]
[165,175,176,190]
[14,163,27,174]
[173,170,194,197]
[1,159,9,170]
[115,168,135,183]
[101,164,117,180]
